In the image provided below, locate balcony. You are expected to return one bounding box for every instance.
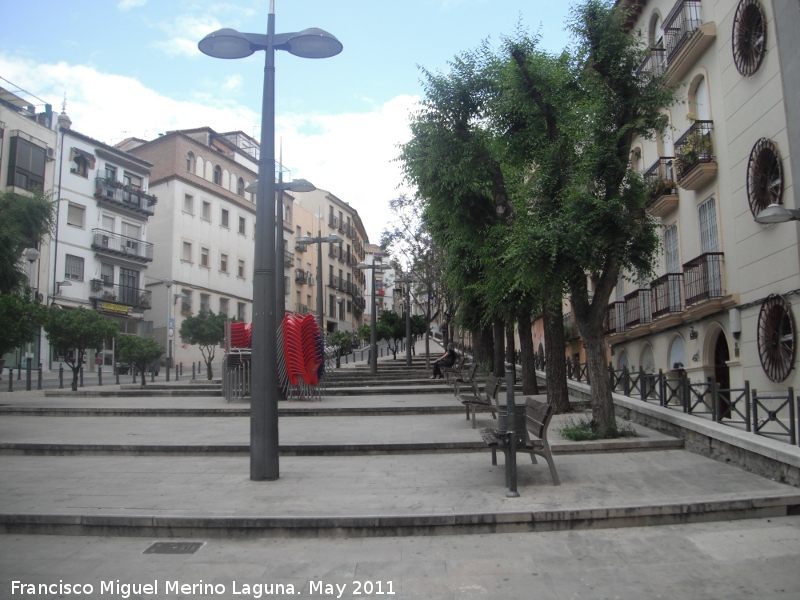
[295,303,310,316]
[295,269,309,285]
[663,0,716,85]
[94,177,156,217]
[674,121,717,190]
[605,302,625,335]
[651,273,684,320]
[329,245,343,261]
[89,279,152,311]
[624,289,652,330]
[295,241,307,253]
[683,252,724,308]
[283,250,293,268]
[643,158,678,217]
[91,229,153,262]
[343,222,353,237]
[636,47,666,79]
[329,215,339,229]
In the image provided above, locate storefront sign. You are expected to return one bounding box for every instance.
[101,302,130,315]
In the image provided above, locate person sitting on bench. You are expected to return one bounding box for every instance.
[431,344,458,379]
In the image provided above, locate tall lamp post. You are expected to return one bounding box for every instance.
[395,275,413,367]
[297,231,343,333]
[24,248,41,371]
[164,278,173,382]
[200,8,341,481]
[356,261,390,374]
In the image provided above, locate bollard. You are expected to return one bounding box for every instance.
[180,362,183,376]
[175,364,179,381]
[192,363,196,380]
[151,368,155,383]
[132,367,137,384]
[26,359,32,391]
[7,368,12,392]
[59,365,64,389]
[17,365,21,380]
[37,363,42,390]
[79,367,84,387]
[115,366,120,385]
[166,358,170,382]
[505,362,519,498]
[98,366,102,386]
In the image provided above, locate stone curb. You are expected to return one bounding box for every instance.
[2,494,797,538]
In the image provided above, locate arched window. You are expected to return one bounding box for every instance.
[186,152,194,173]
[213,165,222,185]
[649,12,664,48]
[689,76,710,121]
[640,345,656,374]
[237,177,245,196]
[617,350,629,371]
[669,336,687,371]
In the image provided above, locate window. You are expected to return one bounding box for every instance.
[238,216,246,235]
[238,259,245,278]
[186,152,194,173]
[124,173,142,191]
[67,203,85,228]
[237,177,244,196]
[65,254,84,281]
[664,224,680,272]
[182,241,192,262]
[72,155,88,177]
[101,263,114,285]
[118,268,140,305]
[200,247,209,268]
[8,136,46,190]
[202,200,211,221]
[105,165,116,182]
[183,194,194,214]
[237,302,246,321]
[102,214,114,232]
[200,293,210,313]
[181,289,192,314]
[220,253,228,273]
[213,165,222,185]
[219,298,229,316]
[221,208,229,228]
[121,222,140,256]
[699,197,719,253]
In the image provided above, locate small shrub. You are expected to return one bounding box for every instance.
[558,416,638,441]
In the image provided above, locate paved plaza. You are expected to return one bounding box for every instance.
[1,343,799,598]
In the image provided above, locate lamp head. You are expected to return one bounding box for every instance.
[24,247,40,262]
[284,28,343,59]
[285,178,315,193]
[198,28,255,59]
[755,203,800,224]
[324,234,343,243]
[297,235,314,245]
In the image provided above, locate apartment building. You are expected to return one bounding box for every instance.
[50,121,155,371]
[121,128,259,370]
[293,188,368,333]
[607,0,800,392]
[0,83,58,371]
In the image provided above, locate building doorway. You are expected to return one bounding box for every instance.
[713,330,731,418]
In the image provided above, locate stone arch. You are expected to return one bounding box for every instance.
[688,71,711,121]
[648,10,664,47]
[195,155,204,177]
[222,169,230,190]
[204,160,213,181]
[668,334,688,372]
[617,349,630,371]
[640,344,656,374]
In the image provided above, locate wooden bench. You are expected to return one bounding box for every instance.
[441,355,466,384]
[450,362,479,397]
[459,374,501,429]
[480,395,560,486]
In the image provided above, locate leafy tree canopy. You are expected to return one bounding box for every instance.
[0,290,45,357]
[116,335,164,387]
[0,189,55,295]
[179,311,228,379]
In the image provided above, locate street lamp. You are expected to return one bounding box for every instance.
[755,203,800,224]
[356,261,390,374]
[297,232,343,332]
[199,4,341,481]
[24,248,41,371]
[395,275,414,367]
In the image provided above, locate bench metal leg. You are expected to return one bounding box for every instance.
[465,405,470,420]
[491,448,497,466]
[471,406,477,429]
[534,449,560,486]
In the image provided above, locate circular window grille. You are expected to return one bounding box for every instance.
[732,0,767,76]
[757,294,796,383]
[747,138,782,217]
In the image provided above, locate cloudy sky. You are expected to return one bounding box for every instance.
[1,0,573,242]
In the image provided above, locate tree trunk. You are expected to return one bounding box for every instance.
[542,298,571,413]
[518,311,539,395]
[71,366,79,392]
[472,325,493,369]
[140,364,147,387]
[206,361,213,380]
[493,318,505,377]
[505,321,516,384]
[581,319,616,436]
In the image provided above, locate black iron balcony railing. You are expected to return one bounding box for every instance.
[624,289,653,329]
[651,273,684,319]
[91,229,153,262]
[283,250,293,268]
[674,120,714,181]
[605,302,624,335]
[643,158,677,204]
[94,177,156,216]
[329,245,343,260]
[664,0,703,62]
[294,241,307,253]
[637,46,667,79]
[344,281,358,296]
[90,279,152,310]
[296,303,310,316]
[343,222,353,237]
[683,252,724,307]
[329,215,339,229]
[295,269,309,284]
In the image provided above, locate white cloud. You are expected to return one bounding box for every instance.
[0,54,417,242]
[117,0,147,10]
[223,75,243,90]
[154,15,223,58]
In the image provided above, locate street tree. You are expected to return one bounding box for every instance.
[179,311,228,380]
[0,290,45,369]
[325,330,352,368]
[116,335,164,387]
[0,189,55,295]
[43,307,118,391]
[378,310,406,359]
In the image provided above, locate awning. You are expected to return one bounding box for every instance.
[69,147,96,169]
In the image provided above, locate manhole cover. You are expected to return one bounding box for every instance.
[143,541,204,555]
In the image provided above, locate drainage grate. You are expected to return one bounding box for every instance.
[143,541,204,555]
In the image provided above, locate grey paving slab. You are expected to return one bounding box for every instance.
[1,516,799,599]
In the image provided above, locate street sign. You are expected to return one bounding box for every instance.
[168,327,174,339]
